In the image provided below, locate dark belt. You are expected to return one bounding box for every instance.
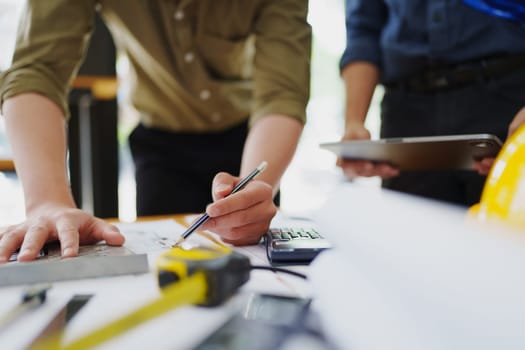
[384,54,525,93]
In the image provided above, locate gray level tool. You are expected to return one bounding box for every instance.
[0,284,51,333]
[0,243,149,287]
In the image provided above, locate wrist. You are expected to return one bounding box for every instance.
[345,113,367,126]
[343,121,370,140]
[25,189,77,215]
[345,118,365,126]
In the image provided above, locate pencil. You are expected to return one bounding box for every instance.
[173,161,268,246]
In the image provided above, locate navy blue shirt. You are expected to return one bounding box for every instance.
[340,0,525,83]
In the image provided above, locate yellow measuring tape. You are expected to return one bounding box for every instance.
[71,273,206,350]
[31,272,206,350]
[31,246,250,349]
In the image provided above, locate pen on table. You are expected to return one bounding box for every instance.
[173,161,268,247]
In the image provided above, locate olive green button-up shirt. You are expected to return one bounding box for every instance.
[0,0,311,132]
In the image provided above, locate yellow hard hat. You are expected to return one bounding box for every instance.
[469,124,525,229]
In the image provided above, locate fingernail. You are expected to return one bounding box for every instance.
[62,248,73,256]
[215,184,230,193]
[19,248,31,257]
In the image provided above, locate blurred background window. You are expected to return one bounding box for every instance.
[279,0,382,216]
[0,0,23,157]
[0,0,24,224]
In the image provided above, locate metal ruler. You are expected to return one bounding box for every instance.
[0,243,148,287]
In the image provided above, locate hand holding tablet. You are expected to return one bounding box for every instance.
[322,134,502,173]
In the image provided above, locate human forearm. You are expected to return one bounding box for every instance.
[338,62,398,179]
[3,93,75,212]
[202,114,301,244]
[341,61,380,129]
[240,114,303,194]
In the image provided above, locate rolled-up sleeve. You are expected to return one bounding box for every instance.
[251,0,311,127]
[340,0,387,71]
[0,0,96,117]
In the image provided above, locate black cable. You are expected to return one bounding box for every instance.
[250,265,308,279]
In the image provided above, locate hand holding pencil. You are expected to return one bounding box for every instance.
[176,161,277,246]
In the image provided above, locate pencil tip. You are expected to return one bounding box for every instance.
[172,237,185,247]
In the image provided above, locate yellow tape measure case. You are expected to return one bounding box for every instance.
[156,247,251,306]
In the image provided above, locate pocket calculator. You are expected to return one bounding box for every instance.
[265,227,331,265]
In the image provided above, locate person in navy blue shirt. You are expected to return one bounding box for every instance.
[338,0,525,207]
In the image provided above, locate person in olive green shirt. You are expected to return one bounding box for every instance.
[0,0,311,262]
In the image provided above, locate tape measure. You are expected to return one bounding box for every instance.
[31,246,251,350]
[156,246,251,306]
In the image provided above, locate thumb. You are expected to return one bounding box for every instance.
[211,172,235,201]
[508,107,525,137]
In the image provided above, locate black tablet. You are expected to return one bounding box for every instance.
[320,134,502,171]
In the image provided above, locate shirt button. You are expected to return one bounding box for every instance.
[211,113,222,122]
[174,10,184,21]
[184,52,194,63]
[199,89,211,100]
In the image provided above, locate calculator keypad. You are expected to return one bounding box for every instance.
[269,228,323,241]
[266,227,331,264]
